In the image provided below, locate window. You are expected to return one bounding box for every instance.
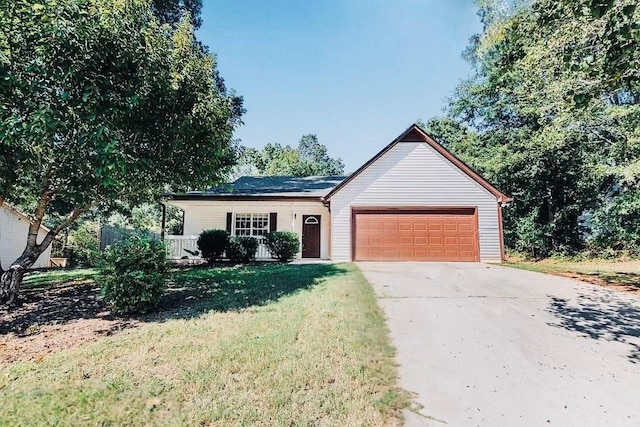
[304,216,319,225]
[235,213,269,238]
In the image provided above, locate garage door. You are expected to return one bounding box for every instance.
[353,208,479,261]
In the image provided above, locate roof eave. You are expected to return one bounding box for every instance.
[1,203,51,233]
[167,194,326,201]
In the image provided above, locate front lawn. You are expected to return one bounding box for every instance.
[0,263,408,426]
[505,258,640,294]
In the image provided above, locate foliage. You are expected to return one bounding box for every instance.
[67,221,100,267]
[226,236,259,263]
[0,0,242,284]
[151,0,203,28]
[197,229,230,262]
[264,231,300,261]
[97,235,167,314]
[105,203,183,234]
[235,134,344,178]
[424,0,640,256]
[590,189,640,254]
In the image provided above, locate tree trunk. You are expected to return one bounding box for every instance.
[0,248,43,306]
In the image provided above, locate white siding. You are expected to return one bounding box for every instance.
[168,200,331,259]
[0,206,52,269]
[330,142,502,262]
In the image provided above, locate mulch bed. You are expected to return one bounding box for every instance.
[0,281,136,364]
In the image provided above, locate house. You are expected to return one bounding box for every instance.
[166,124,512,262]
[0,203,52,269]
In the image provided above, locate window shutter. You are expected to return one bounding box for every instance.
[269,213,277,232]
[226,212,233,233]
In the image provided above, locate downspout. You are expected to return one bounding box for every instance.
[160,202,166,240]
[321,196,331,260]
[497,198,512,262]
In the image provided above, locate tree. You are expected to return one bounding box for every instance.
[235,134,344,178]
[423,0,640,256]
[0,0,243,304]
[152,0,203,28]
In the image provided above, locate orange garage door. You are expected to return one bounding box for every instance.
[353,209,479,261]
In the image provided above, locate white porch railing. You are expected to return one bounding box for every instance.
[255,240,271,259]
[165,235,200,259]
[164,235,273,260]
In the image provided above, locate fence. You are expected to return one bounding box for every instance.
[164,235,272,260]
[100,226,272,260]
[99,225,160,251]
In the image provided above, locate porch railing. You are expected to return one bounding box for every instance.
[165,235,200,259]
[164,235,273,260]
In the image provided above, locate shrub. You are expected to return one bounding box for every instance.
[97,235,168,315]
[197,229,230,262]
[264,231,300,261]
[226,236,259,263]
[67,221,100,266]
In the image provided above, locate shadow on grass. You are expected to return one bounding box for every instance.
[0,263,347,337]
[548,289,640,363]
[150,263,347,321]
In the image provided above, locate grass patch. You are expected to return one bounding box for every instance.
[23,269,96,290]
[1,263,408,426]
[505,259,640,293]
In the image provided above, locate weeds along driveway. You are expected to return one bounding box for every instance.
[359,262,640,427]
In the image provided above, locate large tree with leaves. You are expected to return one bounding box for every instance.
[0,0,243,304]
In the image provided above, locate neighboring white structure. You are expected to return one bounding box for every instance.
[166,124,512,263]
[0,204,52,269]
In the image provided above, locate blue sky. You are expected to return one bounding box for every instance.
[197,1,481,173]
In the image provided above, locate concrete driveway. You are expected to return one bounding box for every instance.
[359,262,640,426]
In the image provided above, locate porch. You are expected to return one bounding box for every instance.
[164,235,273,261]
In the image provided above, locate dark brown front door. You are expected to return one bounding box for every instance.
[302,215,321,258]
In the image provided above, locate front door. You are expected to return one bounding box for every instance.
[302,215,321,258]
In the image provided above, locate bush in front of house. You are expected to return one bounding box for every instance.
[226,236,259,263]
[197,229,230,263]
[97,234,168,315]
[264,231,300,261]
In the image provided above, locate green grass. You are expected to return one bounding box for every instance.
[22,269,96,289]
[505,259,640,291]
[1,263,408,426]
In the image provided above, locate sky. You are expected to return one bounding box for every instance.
[197,0,482,173]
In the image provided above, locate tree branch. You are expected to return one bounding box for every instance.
[36,201,99,253]
[26,192,52,248]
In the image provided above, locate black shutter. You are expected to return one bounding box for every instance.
[226,212,233,233]
[269,213,277,232]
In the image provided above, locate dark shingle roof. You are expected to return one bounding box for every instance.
[182,176,347,198]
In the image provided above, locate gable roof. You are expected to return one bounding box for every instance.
[170,175,346,200]
[324,123,512,202]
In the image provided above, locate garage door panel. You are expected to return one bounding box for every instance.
[459,236,475,245]
[428,236,443,245]
[399,237,413,245]
[460,250,477,259]
[414,237,428,245]
[354,209,479,262]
